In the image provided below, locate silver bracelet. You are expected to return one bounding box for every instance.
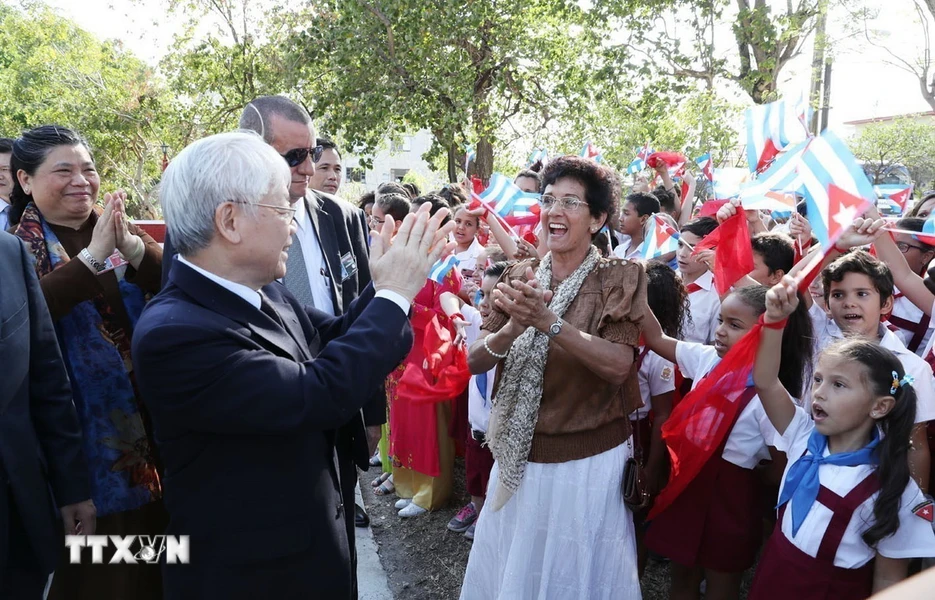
[483,335,510,360]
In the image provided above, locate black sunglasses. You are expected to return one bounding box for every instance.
[281,145,324,167]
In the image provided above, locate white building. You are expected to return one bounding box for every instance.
[343,129,445,192]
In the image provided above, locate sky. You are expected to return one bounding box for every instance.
[42,0,935,135]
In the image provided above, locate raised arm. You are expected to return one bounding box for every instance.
[637,292,678,364]
[678,175,697,227]
[753,276,801,435]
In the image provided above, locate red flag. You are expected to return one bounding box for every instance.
[647,151,687,169]
[698,199,728,218]
[649,255,824,520]
[396,315,470,403]
[692,212,753,295]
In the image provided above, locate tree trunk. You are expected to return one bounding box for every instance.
[808,0,828,132]
[447,142,458,183]
[474,137,494,185]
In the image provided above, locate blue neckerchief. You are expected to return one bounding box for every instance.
[475,371,488,404]
[778,427,880,536]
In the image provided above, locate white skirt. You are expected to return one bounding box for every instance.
[460,442,641,600]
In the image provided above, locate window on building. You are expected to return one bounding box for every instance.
[347,167,366,183]
[390,137,412,153]
[391,168,410,182]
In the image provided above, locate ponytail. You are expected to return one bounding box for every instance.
[864,377,917,547]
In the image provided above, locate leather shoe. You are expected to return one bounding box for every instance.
[355,503,370,528]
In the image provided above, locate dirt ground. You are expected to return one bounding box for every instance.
[361,456,755,600]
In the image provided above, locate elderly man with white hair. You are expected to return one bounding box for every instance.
[131,131,453,600]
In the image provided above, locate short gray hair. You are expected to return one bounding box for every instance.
[239,96,312,144]
[160,131,291,257]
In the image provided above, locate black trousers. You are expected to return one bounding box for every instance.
[336,431,361,600]
[0,487,50,599]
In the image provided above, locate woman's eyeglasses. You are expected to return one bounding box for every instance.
[281,145,324,167]
[368,215,386,227]
[539,195,588,212]
[896,241,928,254]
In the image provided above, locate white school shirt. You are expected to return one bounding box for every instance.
[455,237,484,274]
[809,307,935,424]
[612,235,643,261]
[631,347,676,420]
[675,341,784,467]
[678,269,721,345]
[775,407,935,567]
[888,285,934,356]
[293,197,336,316]
[464,305,496,433]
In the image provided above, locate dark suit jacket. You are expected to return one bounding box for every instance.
[131,261,412,597]
[0,231,89,575]
[160,190,384,469]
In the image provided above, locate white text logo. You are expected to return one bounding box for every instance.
[65,535,190,564]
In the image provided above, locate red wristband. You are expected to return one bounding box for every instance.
[833,243,849,253]
[450,312,466,322]
[758,314,787,329]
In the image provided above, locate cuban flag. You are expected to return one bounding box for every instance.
[627,142,654,174]
[527,148,548,166]
[580,140,604,163]
[695,153,714,182]
[478,173,541,219]
[712,167,750,200]
[639,215,681,259]
[745,96,811,173]
[428,254,460,283]
[739,140,808,211]
[876,184,913,213]
[799,133,876,247]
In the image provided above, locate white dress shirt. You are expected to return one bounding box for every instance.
[0,199,10,233]
[293,197,336,316]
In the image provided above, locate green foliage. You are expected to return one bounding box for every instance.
[850,118,935,189]
[0,2,171,216]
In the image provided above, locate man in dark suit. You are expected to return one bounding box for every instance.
[133,131,453,599]
[0,231,94,598]
[161,98,383,550]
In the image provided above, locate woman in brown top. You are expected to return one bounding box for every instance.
[9,125,165,599]
[460,156,646,599]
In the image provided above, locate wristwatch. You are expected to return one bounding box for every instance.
[80,248,106,273]
[546,317,564,339]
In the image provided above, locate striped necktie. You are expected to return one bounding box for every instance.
[283,233,316,309]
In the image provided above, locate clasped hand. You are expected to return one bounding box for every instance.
[88,190,142,262]
[369,202,457,301]
[493,266,556,333]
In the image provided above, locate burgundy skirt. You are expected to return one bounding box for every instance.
[748,526,873,600]
[645,455,762,572]
[465,431,495,498]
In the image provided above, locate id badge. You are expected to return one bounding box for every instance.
[339,251,358,282]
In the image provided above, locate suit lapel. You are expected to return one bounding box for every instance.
[306,193,344,315]
[170,262,308,362]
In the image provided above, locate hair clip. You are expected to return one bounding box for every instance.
[891,371,915,395]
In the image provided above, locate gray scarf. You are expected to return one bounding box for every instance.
[486,246,602,510]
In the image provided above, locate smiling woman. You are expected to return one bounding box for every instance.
[8,125,166,599]
[462,156,647,600]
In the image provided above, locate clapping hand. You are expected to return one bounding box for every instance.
[493,266,555,332]
[765,276,799,323]
[370,202,457,301]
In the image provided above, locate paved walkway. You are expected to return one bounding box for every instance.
[355,483,394,600]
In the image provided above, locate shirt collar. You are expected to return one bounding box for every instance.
[178,255,261,309]
[879,324,911,354]
[292,195,310,232]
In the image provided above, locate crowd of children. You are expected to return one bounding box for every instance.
[357,161,935,599]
